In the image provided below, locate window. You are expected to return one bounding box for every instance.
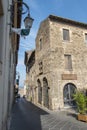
[85,33,87,42]
[39,38,42,50]
[63,29,70,41]
[64,55,72,70]
[39,61,43,74]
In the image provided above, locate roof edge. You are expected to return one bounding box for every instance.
[48,15,87,28]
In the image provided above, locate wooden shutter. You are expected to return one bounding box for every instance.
[65,55,72,70]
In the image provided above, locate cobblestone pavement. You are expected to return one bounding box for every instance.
[9,98,87,130]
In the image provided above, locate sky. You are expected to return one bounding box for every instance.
[17,0,87,87]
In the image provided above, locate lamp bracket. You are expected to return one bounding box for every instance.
[13,0,30,15]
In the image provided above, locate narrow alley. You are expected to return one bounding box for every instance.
[9,98,87,130]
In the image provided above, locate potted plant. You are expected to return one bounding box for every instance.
[73,90,87,122]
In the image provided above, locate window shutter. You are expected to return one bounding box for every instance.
[64,55,72,70]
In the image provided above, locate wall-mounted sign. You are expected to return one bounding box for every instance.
[62,74,77,80]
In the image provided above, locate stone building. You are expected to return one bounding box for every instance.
[25,15,87,110]
[24,50,36,101]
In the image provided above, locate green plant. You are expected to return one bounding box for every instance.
[30,96,32,102]
[73,90,87,114]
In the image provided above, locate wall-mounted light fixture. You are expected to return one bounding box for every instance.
[9,0,34,36]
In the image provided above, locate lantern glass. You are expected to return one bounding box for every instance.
[24,15,34,29]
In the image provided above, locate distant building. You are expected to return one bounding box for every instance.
[25,15,87,110]
[19,88,24,97]
[24,50,35,101]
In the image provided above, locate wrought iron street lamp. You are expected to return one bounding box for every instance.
[10,0,34,36]
[24,14,34,29]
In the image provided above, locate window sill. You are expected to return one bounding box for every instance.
[62,40,72,43]
[65,69,73,71]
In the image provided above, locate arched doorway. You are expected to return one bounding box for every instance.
[63,83,76,107]
[43,77,49,108]
[37,79,42,104]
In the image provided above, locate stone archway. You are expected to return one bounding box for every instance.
[37,79,42,104]
[63,83,76,107]
[43,77,49,108]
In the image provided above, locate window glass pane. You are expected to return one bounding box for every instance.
[65,55,68,69]
[63,29,70,41]
[63,83,76,106]
[64,55,72,70]
[68,55,72,69]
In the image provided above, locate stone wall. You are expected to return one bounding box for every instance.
[49,20,87,109]
[28,16,87,110]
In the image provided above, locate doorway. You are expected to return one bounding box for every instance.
[63,83,76,107]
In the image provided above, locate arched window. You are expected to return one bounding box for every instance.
[43,77,49,108]
[43,77,48,87]
[37,79,42,104]
[63,83,76,107]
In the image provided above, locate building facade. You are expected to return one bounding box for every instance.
[25,15,87,110]
[24,50,35,101]
[0,0,21,129]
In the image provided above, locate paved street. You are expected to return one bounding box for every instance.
[9,98,87,130]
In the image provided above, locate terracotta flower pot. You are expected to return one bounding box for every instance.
[78,114,87,122]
